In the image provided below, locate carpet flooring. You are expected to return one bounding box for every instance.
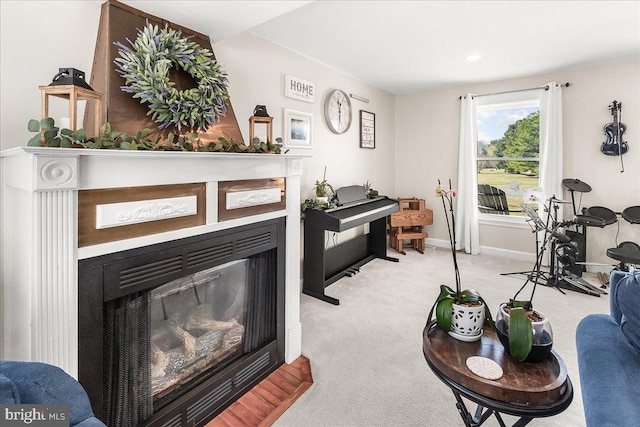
[274,247,610,427]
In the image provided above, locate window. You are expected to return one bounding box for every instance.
[456,83,562,252]
[476,95,541,219]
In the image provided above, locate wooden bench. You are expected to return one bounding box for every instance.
[388,198,433,255]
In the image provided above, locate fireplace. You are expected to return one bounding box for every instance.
[79,219,285,425]
[0,148,304,426]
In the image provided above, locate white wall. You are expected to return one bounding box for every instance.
[214,32,396,204]
[0,1,101,150]
[395,60,640,266]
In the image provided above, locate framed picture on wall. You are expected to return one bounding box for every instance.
[360,110,375,149]
[284,109,313,149]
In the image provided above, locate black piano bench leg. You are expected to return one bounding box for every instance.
[302,289,340,305]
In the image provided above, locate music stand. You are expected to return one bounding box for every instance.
[501,199,565,293]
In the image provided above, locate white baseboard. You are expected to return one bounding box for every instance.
[480,246,536,263]
[423,238,450,249]
[425,238,536,263]
[424,238,616,274]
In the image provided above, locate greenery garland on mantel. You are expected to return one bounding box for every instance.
[114,21,230,132]
[27,118,282,154]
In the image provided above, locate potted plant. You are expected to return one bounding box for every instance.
[314,166,334,204]
[495,299,552,362]
[427,180,494,341]
[363,180,379,199]
[495,205,554,362]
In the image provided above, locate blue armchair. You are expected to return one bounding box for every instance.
[0,361,105,426]
[576,270,640,427]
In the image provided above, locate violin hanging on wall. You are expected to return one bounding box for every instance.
[601,100,628,172]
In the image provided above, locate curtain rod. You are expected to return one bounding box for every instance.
[459,82,571,100]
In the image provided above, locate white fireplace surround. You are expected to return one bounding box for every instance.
[0,147,304,378]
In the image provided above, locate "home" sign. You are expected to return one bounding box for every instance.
[285,75,315,103]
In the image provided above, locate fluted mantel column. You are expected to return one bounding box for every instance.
[1,152,79,374]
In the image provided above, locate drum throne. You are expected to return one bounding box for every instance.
[606,206,640,271]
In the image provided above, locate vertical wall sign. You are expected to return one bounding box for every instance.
[285,75,315,103]
[360,110,375,149]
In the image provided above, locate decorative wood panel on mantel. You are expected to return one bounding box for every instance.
[87,0,244,144]
[78,183,206,247]
[218,179,286,222]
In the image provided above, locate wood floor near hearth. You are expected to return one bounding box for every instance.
[206,356,313,427]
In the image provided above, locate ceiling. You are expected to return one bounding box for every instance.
[120,1,640,95]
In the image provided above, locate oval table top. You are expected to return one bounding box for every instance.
[423,321,572,410]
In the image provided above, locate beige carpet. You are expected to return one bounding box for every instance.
[274,248,610,427]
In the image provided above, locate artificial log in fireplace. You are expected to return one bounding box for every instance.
[78,218,285,426]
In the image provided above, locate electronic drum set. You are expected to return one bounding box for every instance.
[564,178,640,275]
[505,178,640,296]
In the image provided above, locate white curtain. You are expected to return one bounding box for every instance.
[539,82,564,229]
[455,94,480,254]
[455,84,562,256]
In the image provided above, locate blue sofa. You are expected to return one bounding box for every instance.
[576,270,640,427]
[0,361,105,426]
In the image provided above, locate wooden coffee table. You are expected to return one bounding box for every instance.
[422,321,573,427]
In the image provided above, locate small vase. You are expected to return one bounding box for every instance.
[496,303,553,363]
[316,196,328,204]
[448,302,485,342]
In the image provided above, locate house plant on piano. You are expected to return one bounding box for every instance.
[314,166,334,205]
[427,180,494,342]
[300,167,335,215]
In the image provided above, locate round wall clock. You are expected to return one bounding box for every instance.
[324,89,352,134]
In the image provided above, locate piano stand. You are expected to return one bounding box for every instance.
[303,214,398,305]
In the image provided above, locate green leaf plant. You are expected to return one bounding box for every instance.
[504,301,534,362]
[500,210,554,361]
[313,166,334,198]
[300,198,335,218]
[26,118,282,154]
[427,179,495,332]
[501,275,545,362]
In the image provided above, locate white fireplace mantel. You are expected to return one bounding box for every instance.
[1,147,304,377]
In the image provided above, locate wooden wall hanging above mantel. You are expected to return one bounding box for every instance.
[86,0,244,145]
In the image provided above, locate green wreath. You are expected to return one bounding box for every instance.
[115,22,229,132]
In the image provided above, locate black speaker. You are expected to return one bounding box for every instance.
[565,230,586,276]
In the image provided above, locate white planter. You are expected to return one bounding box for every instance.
[316,196,328,204]
[449,302,485,342]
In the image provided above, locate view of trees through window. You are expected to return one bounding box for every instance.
[477,102,540,216]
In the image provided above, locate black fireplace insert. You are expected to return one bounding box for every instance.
[78,218,285,426]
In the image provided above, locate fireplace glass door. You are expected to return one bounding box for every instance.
[150,260,248,401]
